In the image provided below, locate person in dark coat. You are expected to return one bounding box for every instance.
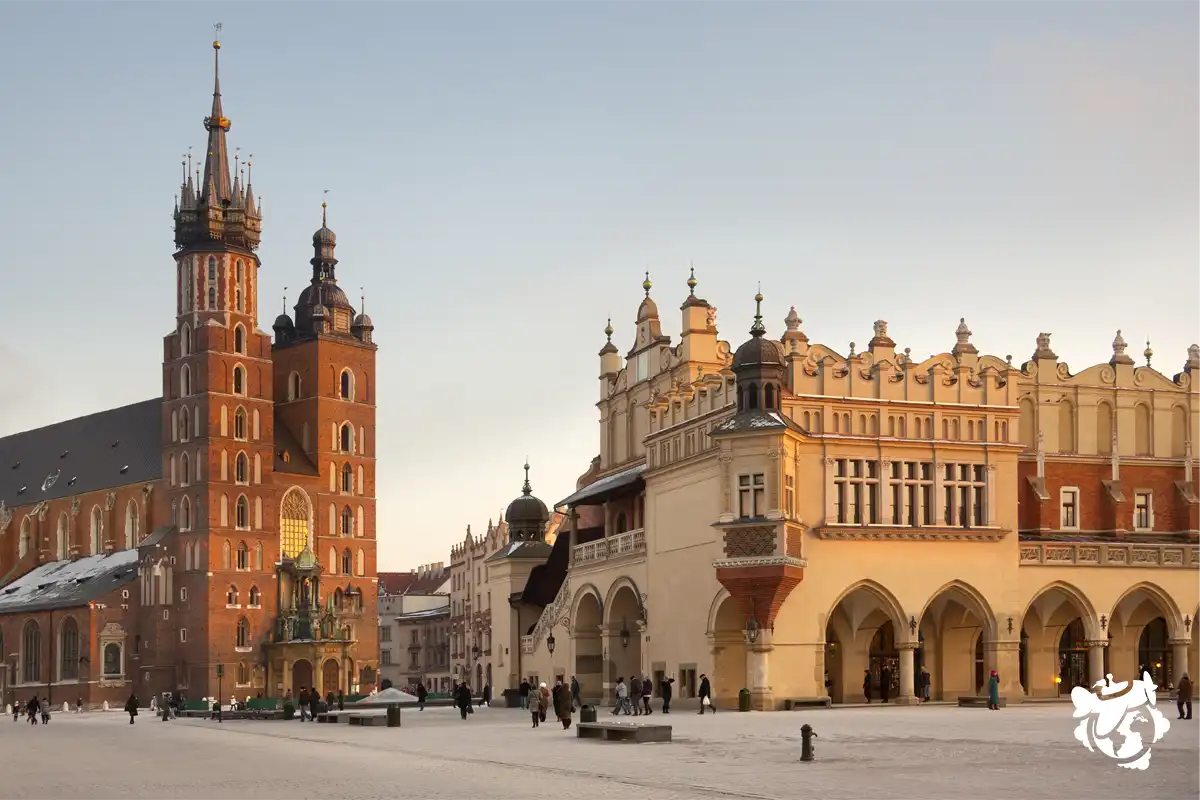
[987,670,1001,710]
[918,666,932,703]
[570,676,581,711]
[480,683,491,707]
[552,680,573,729]
[519,679,531,710]
[641,677,653,715]
[863,670,872,704]
[698,674,714,714]
[297,687,310,721]
[27,696,39,725]
[661,677,674,713]
[416,682,427,711]
[455,682,472,720]
[880,666,892,703]
[337,689,344,711]
[1177,674,1193,720]
[124,693,138,725]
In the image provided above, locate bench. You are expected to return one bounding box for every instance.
[783,698,831,710]
[576,722,672,743]
[957,696,1007,708]
[347,713,386,727]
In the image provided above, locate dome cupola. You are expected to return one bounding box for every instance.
[504,462,550,543]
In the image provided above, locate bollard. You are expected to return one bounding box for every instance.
[800,723,817,762]
[386,703,401,728]
[102,701,110,712]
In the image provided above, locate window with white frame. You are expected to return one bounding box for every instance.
[1060,487,1080,530]
[1133,491,1153,531]
[943,463,987,528]
[833,459,880,524]
[888,461,934,526]
[737,473,765,518]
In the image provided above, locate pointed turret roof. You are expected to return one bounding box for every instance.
[201,40,233,207]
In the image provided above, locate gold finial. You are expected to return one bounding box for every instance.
[687,263,697,296]
[1144,338,1153,367]
[213,22,222,49]
[322,189,329,225]
[604,317,614,342]
[642,270,652,296]
[755,281,763,304]
[246,154,253,184]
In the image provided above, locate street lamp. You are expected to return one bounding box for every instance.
[619,618,630,649]
[216,663,224,723]
[471,644,480,660]
[746,601,761,645]
[546,633,556,655]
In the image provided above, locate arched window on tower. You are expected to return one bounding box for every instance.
[249,585,261,607]
[288,372,301,401]
[208,255,216,282]
[235,260,244,313]
[234,324,245,355]
[341,506,353,536]
[180,496,191,531]
[236,496,249,530]
[340,369,355,401]
[234,407,247,440]
[280,489,312,560]
[180,407,190,443]
[341,548,352,574]
[181,365,191,397]
[56,513,68,560]
[356,548,365,576]
[180,452,190,486]
[236,617,250,648]
[235,452,248,485]
[20,517,32,558]
[180,324,191,356]
[764,383,776,410]
[236,541,249,570]
[233,366,245,395]
[226,585,238,606]
[125,500,139,548]
[341,463,353,493]
[340,423,353,454]
[208,287,216,309]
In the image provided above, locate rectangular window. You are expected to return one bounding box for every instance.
[738,474,752,518]
[1060,488,1080,530]
[785,474,795,519]
[381,650,392,665]
[940,462,987,528]
[1134,492,1152,531]
[379,626,391,643]
[835,459,882,525]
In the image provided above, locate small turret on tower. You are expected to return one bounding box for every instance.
[677,266,718,363]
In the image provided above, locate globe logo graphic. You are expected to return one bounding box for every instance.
[1071,672,1171,770]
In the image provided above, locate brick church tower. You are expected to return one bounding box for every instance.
[160,37,379,698]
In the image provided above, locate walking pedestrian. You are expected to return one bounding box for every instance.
[698,674,714,714]
[987,670,1001,711]
[538,682,550,724]
[40,697,50,724]
[416,682,427,711]
[455,682,472,720]
[661,677,674,714]
[553,679,573,730]
[863,670,872,703]
[124,693,139,725]
[880,666,892,704]
[1177,673,1192,720]
[570,675,581,712]
[919,666,931,703]
[519,678,531,711]
[641,677,653,715]
[612,677,630,715]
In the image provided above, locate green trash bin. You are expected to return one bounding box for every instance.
[738,689,751,712]
[386,703,401,727]
[579,704,597,724]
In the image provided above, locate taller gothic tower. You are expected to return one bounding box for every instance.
[163,37,277,692]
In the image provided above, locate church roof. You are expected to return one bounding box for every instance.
[0,548,139,614]
[0,398,161,510]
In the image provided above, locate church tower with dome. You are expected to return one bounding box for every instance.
[158,36,380,701]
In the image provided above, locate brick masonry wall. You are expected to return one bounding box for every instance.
[1018,458,1198,534]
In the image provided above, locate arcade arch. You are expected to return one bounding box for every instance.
[1019,582,1099,698]
[824,581,907,704]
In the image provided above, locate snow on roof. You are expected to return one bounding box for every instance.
[0,549,139,614]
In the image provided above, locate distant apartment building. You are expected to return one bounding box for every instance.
[378,563,451,692]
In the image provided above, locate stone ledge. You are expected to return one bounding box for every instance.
[577,722,672,743]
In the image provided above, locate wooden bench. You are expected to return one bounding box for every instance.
[957,696,1007,708]
[576,722,672,743]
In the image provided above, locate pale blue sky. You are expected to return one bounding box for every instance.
[0,2,1196,569]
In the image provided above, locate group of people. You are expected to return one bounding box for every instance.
[286,686,345,720]
[524,679,575,730]
[12,696,52,725]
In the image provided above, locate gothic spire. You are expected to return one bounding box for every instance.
[201,36,233,208]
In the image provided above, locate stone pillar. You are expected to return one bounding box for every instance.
[718,450,734,522]
[824,458,837,523]
[637,619,649,677]
[983,639,1023,703]
[1170,639,1191,690]
[1086,640,1108,688]
[282,659,292,695]
[896,642,918,705]
[986,464,998,526]
[747,630,774,711]
[568,508,578,563]
[767,447,781,517]
[933,462,946,526]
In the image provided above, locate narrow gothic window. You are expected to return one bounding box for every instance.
[208,256,216,281]
[234,407,247,440]
[340,424,353,453]
[341,463,353,493]
[340,369,353,401]
[342,548,352,574]
[235,452,248,484]
[60,618,80,680]
[341,506,353,536]
[235,325,245,354]
[236,496,249,530]
[208,287,216,308]
[236,617,249,648]
[233,366,245,395]
[249,586,260,606]
[236,541,249,569]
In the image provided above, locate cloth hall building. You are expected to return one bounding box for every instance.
[483,272,1198,710]
[0,40,379,709]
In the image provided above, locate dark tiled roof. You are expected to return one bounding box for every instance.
[0,548,139,615]
[273,414,319,476]
[378,570,449,596]
[485,540,553,563]
[710,409,800,435]
[0,399,161,509]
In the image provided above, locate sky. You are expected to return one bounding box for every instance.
[0,2,1196,570]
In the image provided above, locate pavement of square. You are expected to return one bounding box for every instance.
[0,703,1195,799]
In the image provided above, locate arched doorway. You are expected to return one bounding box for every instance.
[485,663,492,687]
[916,582,994,701]
[1059,618,1089,694]
[870,622,899,700]
[606,584,643,699]
[292,659,313,693]
[322,659,340,697]
[825,581,906,704]
[572,591,603,702]
[1138,618,1171,687]
[710,594,747,709]
[475,663,482,689]
[1021,583,1096,698]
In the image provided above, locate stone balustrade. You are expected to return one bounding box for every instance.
[572,528,646,566]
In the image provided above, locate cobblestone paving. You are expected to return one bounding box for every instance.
[1,703,1196,799]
